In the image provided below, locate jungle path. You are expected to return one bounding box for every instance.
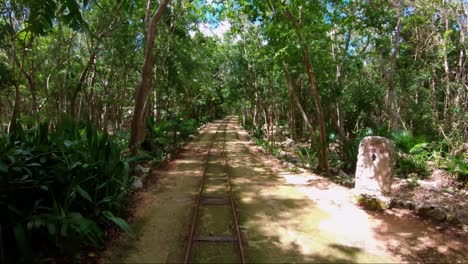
[104,117,467,263]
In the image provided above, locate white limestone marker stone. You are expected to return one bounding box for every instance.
[352,136,396,210]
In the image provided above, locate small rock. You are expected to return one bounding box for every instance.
[416,202,437,215]
[444,186,455,194]
[279,150,287,157]
[189,134,196,140]
[417,180,439,191]
[338,170,349,178]
[135,164,145,174]
[284,138,295,148]
[135,164,150,175]
[427,208,447,222]
[389,199,401,208]
[140,172,149,181]
[442,192,453,198]
[461,224,468,233]
[330,168,339,174]
[351,190,392,211]
[446,214,460,225]
[132,177,143,190]
[403,200,415,210]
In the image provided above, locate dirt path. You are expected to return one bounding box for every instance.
[103,117,467,263]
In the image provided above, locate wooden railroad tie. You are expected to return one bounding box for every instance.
[200,196,230,205]
[194,236,237,242]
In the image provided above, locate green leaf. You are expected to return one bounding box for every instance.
[97,196,113,204]
[61,223,69,236]
[0,161,8,173]
[26,162,42,167]
[47,222,56,235]
[64,140,76,148]
[27,221,34,230]
[76,185,94,203]
[14,224,33,262]
[102,211,134,236]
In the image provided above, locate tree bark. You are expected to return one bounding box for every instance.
[283,62,317,151]
[70,51,97,116]
[129,0,170,155]
[8,84,21,133]
[284,9,329,173]
[376,14,402,132]
[330,0,356,147]
[442,2,452,132]
[290,89,295,140]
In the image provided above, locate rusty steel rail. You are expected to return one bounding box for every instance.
[184,118,246,264]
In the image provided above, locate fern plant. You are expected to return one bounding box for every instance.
[446,156,468,182]
[297,147,317,169]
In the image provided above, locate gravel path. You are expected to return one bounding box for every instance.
[102,117,467,263]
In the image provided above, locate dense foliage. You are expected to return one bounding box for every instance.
[0,0,467,262]
[0,120,133,262]
[221,0,466,179]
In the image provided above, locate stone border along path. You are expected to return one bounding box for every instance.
[103,116,467,263]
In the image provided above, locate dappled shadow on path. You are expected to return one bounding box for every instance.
[225,120,388,263]
[103,120,227,263]
[369,209,467,263]
[226,117,467,263]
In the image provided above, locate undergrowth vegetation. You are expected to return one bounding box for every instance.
[0,120,137,262]
[146,117,204,160]
[0,115,209,263]
[242,117,467,186]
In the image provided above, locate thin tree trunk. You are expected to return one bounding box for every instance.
[443,11,452,132]
[290,90,295,140]
[430,74,439,120]
[129,0,170,155]
[377,16,402,132]
[8,84,21,133]
[284,10,329,173]
[70,51,97,116]
[283,62,317,151]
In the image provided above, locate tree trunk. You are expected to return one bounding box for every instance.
[387,78,400,131]
[284,10,329,173]
[24,74,40,123]
[242,103,247,127]
[443,13,452,132]
[8,84,21,133]
[70,51,97,116]
[283,62,317,152]
[290,90,295,140]
[129,0,170,155]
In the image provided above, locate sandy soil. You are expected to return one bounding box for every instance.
[102,117,467,263]
[101,122,220,263]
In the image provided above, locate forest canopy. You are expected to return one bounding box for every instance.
[0,0,467,262]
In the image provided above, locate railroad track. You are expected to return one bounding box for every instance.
[184,118,246,264]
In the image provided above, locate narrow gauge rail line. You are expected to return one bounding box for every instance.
[184,118,246,264]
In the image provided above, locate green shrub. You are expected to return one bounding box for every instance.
[150,117,201,158]
[297,147,317,169]
[395,153,430,178]
[446,156,468,182]
[339,127,373,173]
[0,120,133,263]
[391,130,431,178]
